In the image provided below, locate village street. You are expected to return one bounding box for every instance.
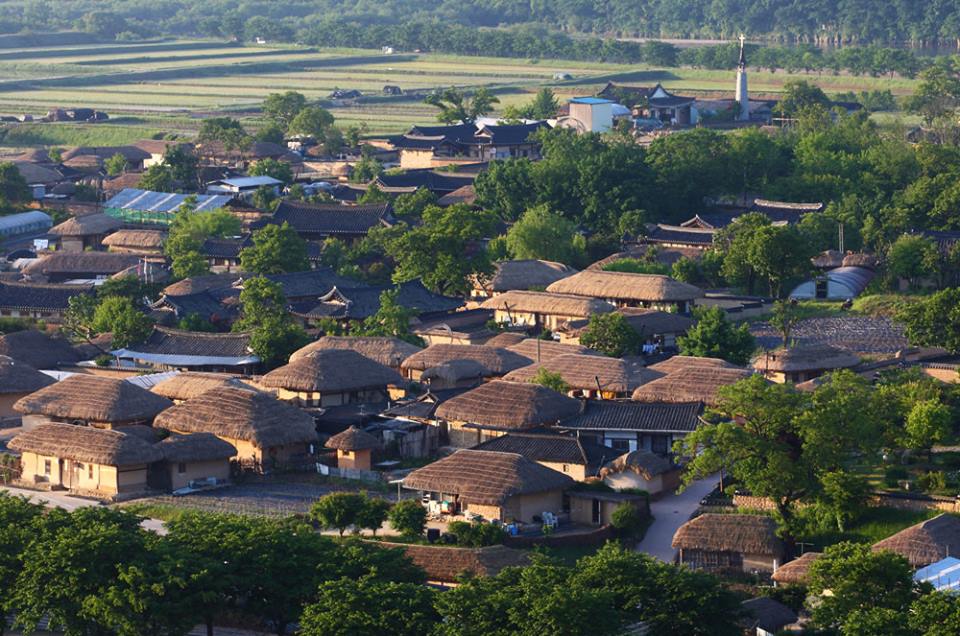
[635,475,719,562]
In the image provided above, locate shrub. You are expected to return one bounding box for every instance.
[883,466,909,488]
[446,520,506,547]
[610,502,646,540]
[917,471,947,493]
[388,499,427,538]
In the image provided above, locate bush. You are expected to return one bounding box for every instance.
[388,499,427,538]
[883,466,909,488]
[446,520,506,547]
[917,471,947,493]
[610,502,646,540]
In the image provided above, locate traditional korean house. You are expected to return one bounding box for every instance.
[403,449,574,524]
[741,597,799,636]
[15,374,173,430]
[154,433,236,491]
[436,184,477,208]
[100,229,167,257]
[558,308,693,351]
[631,366,755,407]
[559,400,703,456]
[259,349,404,407]
[503,354,662,399]
[751,344,861,384]
[473,431,612,481]
[481,290,613,332]
[49,213,124,252]
[153,386,318,471]
[290,336,422,371]
[62,145,152,171]
[111,327,259,374]
[0,329,82,369]
[771,552,821,587]
[642,224,716,251]
[149,372,248,404]
[22,252,141,283]
[471,259,578,300]
[504,339,599,364]
[200,235,252,272]
[414,308,496,346]
[672,513,786,574]
[647,355,742,374]
[872,514,960,568]
[267,200,393,242]
[9,423,163,499]
[325,425,380,471]
[0,280,94,324]
[0,356,55,421]
[546,271,703,314]
[599,449,681,497]
[292,280,462,327]
[381,543,529,586]
[433,380,582,448]
[400,344,532,381]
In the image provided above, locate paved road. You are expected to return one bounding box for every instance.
[635,475,719,562]
[0,484,166,533]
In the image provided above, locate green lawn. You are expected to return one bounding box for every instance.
[796,507,943,550]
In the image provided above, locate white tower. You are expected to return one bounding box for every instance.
[735,34,749,121]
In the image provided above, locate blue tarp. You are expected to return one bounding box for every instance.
[103,189,233,225]
[915,556,960,593]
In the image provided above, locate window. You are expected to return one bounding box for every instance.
[610,439,631,453]
[87,464,93,479]
[178,463,187,474]
[43,459,51,475]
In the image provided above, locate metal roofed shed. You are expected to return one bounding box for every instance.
[914,556,960,593]
[206,176,283,195]
[103,189,233,225]
[0,210,52,238]
[789,266,875,301]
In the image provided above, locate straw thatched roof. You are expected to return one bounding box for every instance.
[503,354,663,394]
[481,290,614,319]
[479,260,578,293]
[421,359,489,384]
[101,229,167,249]
[505,339,599,364]
[378,542,529,583]
[15,374,173,423]
[326,425,380,451]
[8,423,164,466]
[631,367,755,406]
[289,336,422,367]
[401,345,532,376]
[403,449,574,506]
[842,252,879,269]
[154,386,318,448]
[741,597,798,634]
[0,355,56,394]
[648,356,742,374]
[0,330,81,369]
[483,332,527,348]
[546,271,703,303]
[752,344,860,373]
[162,272,243,296]
[158,433,237,462]
[672,513,785,556]
[812,249,845,269]
[872,514,960,567]
[49,213,121,237]
[260,349,402,393]
[601,449,675,480]
[150,372,245,402]
[434,380,581,430]
[771,552,821,585]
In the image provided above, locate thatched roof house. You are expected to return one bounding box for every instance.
[0,355,55,395]
[154,386,318,467]
[741,597,798,635]
[23,252,141,283]
[111,327,260,374]
[481,290,613,323]
[503,353,662,397]
[872,514,960,567]
[560,309,694,347]
[436,380,581,430]
[380,542,529,584]
[648,355,741,374]
[157,432,237,463]
[771,552,821,585]
[49,213,122,237]
[752,344,861,384]
[546,270,702,312]
[326,425,380,451]
[9,422,164,466]
[149,372,246,402]
[0,329,81,369]
[101,229,167,254]
[673,513,786,573]
[599,448,681,496]
[401,344,532,380]
[483,332,527,348]
[473,431,611,481]
[15,374,173,428]
[420,359,489,389]
[631,366,754,406]
[504,339,599,364]
[289,336,422,368]
[260,349,402,403]
[403,449,574,523]
[474,260,577,297]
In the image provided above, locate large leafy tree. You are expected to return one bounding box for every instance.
[578,313,641,358]
[474,158,536,222]
[262,90,307,129]
[90,296,153,349]
[354,289,423,346]
[505,204,585,265]
[898,288,960,354]
[164,205,241,280]
[248,157,294,184]
[0,161,32,204]
[676,305,755,366]
[301,578,437,636]
[425,87,499,123]
[232,276,308,367]
[239,222,309,275]
[645,128,733,222]
[0,494,44,620]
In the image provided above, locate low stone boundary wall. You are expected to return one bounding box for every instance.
[733,492,960,514]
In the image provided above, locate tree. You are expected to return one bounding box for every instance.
[262,91,308,129]
[310,492,365,537]
[239,222,309,275]
[898,289,960,354]
[287,106,337,151]
[299,578,437,636]
[530,367,570,394]
[62,293,100,342]
[354,289,422,345]
[105,152,128,176]
[165,207,241,280]
[355,497,392,536]
[255,121,286,145]
[505,204,585,265]
[602,257,670,275]
[387,500,427,539]
[645,129,733,222]
[887,234,938,288]
[425,87,499,124]
[0,161,31,204]
[251,184,278,211]
[248,157,293,184]
[767,300,802,347]
[778,79,830,116]
[233,277,309,367]
[197,117,250,153]
[910,593,960,635]
[503,87,560,120]
[351,153,383,183]
[138,163,176,192]
[677,306,755,366]
[90,296,153,349]
[904,399,953,455]
[609,503,645,540]
[393,188,436,220]
[808,542,915,632]
[161,145,198,191]
[578,313,641,358]
[0,494,44,624]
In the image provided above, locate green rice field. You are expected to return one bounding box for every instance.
[0,38,922,148]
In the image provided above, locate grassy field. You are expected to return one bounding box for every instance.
[0,39,922,147]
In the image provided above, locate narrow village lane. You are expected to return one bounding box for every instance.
[635,475,719,562]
